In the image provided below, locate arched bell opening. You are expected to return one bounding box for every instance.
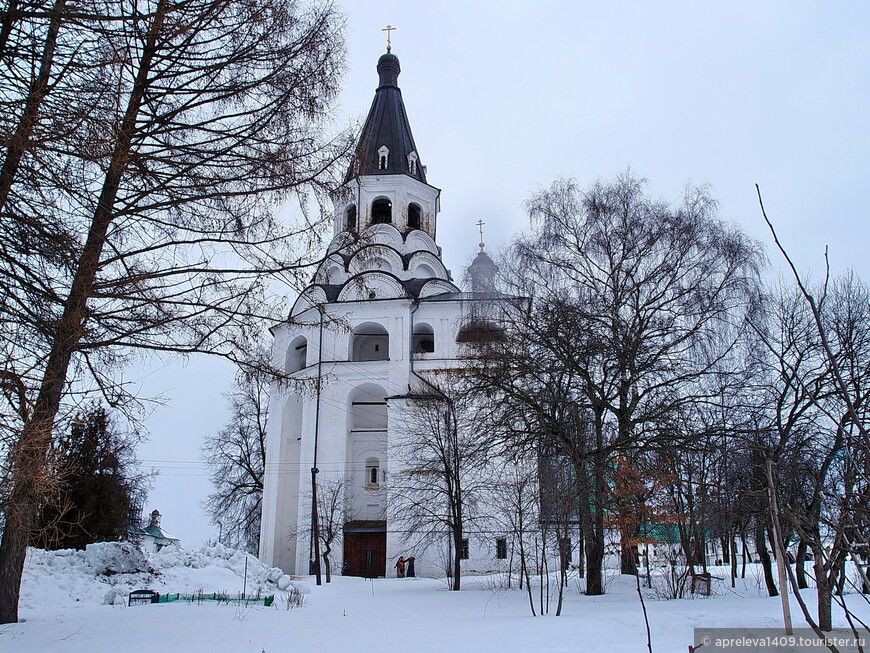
[345,204,357,231]
[285,335,308,373]
[371,197,392,225]
[412,322,435,354]
[407,203,421,230]
[351,322,389,361]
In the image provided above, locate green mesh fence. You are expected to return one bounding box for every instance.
[130,590,274,607]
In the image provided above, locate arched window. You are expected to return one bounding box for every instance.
[413,322,435,354]
[378,145,389,170]
[345,204,357,231]
[351,322,389,361]
[408,203,421,230]
[365,457,380,488]
[285,335,307,373]
[407,151,418,175]
[456,320,504,345]
[349,384,388,429]
[371,198,392,224]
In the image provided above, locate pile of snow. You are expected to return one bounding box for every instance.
[19,541,302,610]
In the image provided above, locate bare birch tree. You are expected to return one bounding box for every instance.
[473,173,762,588]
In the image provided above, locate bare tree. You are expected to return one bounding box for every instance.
[750,188,870,639]
[473,173,762,589]
[518,174,762,574]
[315,478,350,583]
[753,277,870,630]
[0,0,349,623]
[389,373,491,590]
[491,460,538,614]
[203,363,269,554]
[469,308,612,595]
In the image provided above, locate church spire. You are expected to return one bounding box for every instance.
[467,220,499,293]
[345,48,427,183]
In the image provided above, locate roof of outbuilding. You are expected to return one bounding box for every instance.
[344,52,427,184]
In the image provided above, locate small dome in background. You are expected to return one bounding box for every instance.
[467,249,499,293]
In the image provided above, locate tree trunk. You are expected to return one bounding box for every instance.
[0,0,67,211]
[730,533,737,588]
[795,539,808,589]
[520,539,535,616]
[812,548,833,632]
[322,542,331,583]
[741,533,750,578]
[755,523,778,597]
[861,554,870,594]
[580,451,605,595]
[452,525,462,591]
[620,523,639,575]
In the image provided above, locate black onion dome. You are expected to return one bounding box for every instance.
[345,52,427,183]
[377,53,400,86]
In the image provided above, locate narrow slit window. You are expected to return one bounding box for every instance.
[365,457,380,489]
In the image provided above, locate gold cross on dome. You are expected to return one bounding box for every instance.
[382,24,396,52]
[476,219,486,250]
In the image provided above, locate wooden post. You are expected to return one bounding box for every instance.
[766,456,793,635]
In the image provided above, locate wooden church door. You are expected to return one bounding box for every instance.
[343,531,386,577]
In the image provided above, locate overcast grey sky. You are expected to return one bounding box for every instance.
[133,1,870,548]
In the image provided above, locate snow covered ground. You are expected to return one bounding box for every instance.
[2,544,868,652]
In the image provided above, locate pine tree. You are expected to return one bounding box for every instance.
[31,405,146,550]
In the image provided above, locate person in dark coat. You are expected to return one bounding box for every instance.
[405,556,415,578]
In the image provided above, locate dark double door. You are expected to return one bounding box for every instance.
[343,530,386,577]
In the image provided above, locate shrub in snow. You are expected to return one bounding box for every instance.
[85,542,151,575]
[283,586,305,609]
[290,581,311,595]
[276,575,293,591]
[102,587,128,606]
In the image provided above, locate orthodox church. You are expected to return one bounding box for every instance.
[258,47,501,578]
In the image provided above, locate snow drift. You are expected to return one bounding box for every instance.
[19,542,304,610]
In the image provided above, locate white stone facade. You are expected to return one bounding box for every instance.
[258,51,557,580]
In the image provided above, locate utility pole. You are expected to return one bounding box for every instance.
[311,466,322,585]
[309,308,325,585]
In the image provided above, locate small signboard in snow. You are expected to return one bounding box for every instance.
[128,589,159,606]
